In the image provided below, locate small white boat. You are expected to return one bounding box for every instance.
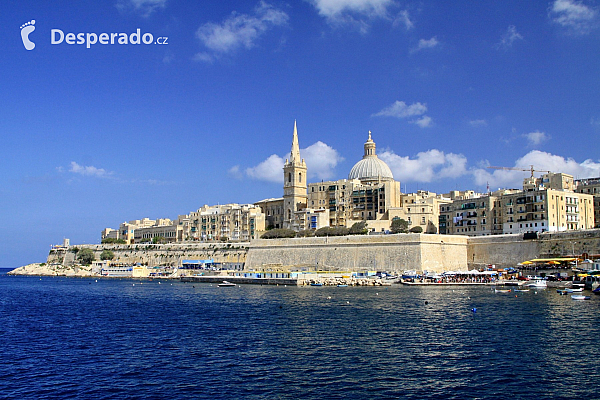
[571,295,591,300]
[566,287,583,293]
[218,281,236,287]
[495,289,511,293]
[527,279,547,288]
[514,289,530,292]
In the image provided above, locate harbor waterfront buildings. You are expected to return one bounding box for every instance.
[102,121,600,245]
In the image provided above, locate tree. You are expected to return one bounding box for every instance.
[261,228,296,239]
[77,248,95,265]
[390,218,409,234]
[101,238,126,244]
[100,250,115,261]
[315,226,349,237]
[349,221,368,235]
[152,236,167,244]
[409,226,423,233]
[296,229,315,238]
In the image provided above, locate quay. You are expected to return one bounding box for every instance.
[181,275,299,286]
[180,275,391,286]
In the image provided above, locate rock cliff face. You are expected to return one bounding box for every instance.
[47,243,248,267]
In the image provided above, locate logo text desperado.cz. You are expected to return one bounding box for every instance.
[51,29,167,48]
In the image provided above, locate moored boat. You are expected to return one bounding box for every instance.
[527,279,547,288]
[218,281,236,287]
[571,294,591,300]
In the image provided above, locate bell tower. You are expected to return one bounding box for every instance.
[283,120,307,230]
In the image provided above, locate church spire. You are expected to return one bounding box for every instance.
[290,120,302,164]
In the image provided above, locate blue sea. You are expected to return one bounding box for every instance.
[1,268,599,399]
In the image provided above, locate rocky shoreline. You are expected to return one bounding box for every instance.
[7,263,98,277]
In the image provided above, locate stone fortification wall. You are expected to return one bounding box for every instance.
[45,230,600,274]
[245,234,468,274]
[468,234,539,270]
[47,243,248,266]
[468,229,600,269]
[538,230,600,258]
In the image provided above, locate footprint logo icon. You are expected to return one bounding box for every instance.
[20,20,36,50]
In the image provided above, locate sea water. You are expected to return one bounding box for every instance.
[1,269,599,399]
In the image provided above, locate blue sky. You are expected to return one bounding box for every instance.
[3,0,600,266]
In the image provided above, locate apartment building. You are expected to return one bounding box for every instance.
[575,177,600,228]
[186,204,265,242]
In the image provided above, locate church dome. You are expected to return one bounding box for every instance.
[348,131,394,182]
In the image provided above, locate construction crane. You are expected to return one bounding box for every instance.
[486,165,551,177]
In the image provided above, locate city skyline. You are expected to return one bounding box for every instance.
[3,0,600,266]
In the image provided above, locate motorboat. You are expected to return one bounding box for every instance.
[566,287,583,293]
[571,295,591,300]
[218,281,236,287]
[495,288,511,293]
[592,286,600,295]
[526,279,547,288]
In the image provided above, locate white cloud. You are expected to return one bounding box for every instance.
[473,150,600,188]
[373,100,432,127]
[243,141,343,183]
[379,149,468,183]
[549,0,598,34]
[413,36,439,52]
[310,0,393,18]
[228,165,243,179]
[372,100,427,118]
[469,119,488,127]
[497,25,523,49]
[245,154,285,183]
[524,131,550,146]
[116,0,167,17]
[410,115,433,128]
[301,141,345,180]
[195,1,288,62]
[68,162,112,178]
[308,0,396,32]
[393,10,414,30]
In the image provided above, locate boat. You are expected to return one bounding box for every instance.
[495,289,511,293]
[514,289,530,292]
[310,282,323,286]
[337,284,348,287]
[571,295,591,300]
[526,279,547,288]
[566,287,583,293]
[592,286,600,295]
[218,281,236,287]
[557,289,569,295]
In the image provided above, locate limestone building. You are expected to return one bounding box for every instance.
[575,177,600,228]
[440,173,594,236]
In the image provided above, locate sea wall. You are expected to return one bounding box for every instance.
[467,234,539,269]
[245,234,468,274]
[467,229,600,269]
[43,229,600,274]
